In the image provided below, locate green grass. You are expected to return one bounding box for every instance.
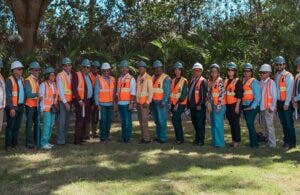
[0,118,299,194]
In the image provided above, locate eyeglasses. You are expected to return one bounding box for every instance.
[103,70,110,72]
[259,72,268,74]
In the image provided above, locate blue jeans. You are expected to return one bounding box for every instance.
[118,104,132,142]
[57,102,72,144]
[243,106,259,148]
[99,105,113,141]
[210,105,226,147]
[41,111,55,147]
[152,101,167,142]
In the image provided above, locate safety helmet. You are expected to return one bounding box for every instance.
[11,60,24,70]
[259,64,272,72]
[101,62,111,70]
[192,62,203,70]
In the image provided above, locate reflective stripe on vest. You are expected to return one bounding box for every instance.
[278,71,291,101]
[43,82,58,112]
[76,71,85,100]
[225,78,238,104]
[9,76,18,106]
[136,73,152,104]
[58,71,72,102]
[261,79,273,110]
[25,75,39,107]
[152,73,169,101]
[98,76,115,103]
[192,77,204,105]
[170,77,187,105]
[211,78,226,106]
[242,78,255,102]
[117,73,132,101]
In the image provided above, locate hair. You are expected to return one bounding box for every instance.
[226,69,237,78]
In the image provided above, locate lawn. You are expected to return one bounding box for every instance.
[0,117,299,194]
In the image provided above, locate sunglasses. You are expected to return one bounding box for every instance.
[103,70,110,72]
[33,69,40,72]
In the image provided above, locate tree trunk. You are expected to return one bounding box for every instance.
[7,0,50,56]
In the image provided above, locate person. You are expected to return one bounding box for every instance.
[151,60,171,143]
[5,61,25,151]
[117,60,136,143]
[224,62,243,147]
[274,56,296,149]
[0,59,5,133]
[94,62,116,143]
[71,59,93,145]
[188,62,207,146]
[259,64,277,148]
[135,60,153,144]
[242,63,260,148]
[207,64,226,148]
[56,57,73,145]
[24,61,41,149]
[86,60,101,139]
[293,57,300,118]
[39,66,58,149]
[170,61,188,144]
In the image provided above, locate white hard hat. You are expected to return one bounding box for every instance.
[192,62,203,70]
[101,62,111,70]
[11,60,24,70]
[259,64,272,72]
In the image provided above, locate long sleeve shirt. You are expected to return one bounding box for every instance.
[5,76,25,109]
[136,73,153,104]
[242,78,260,109]
[260,78,277,111]
[275,70,294,106]
[56,70,72,104]
[173,77,188,104]
[162,76,171,105]
[0,74,5,109]
[118,73,136,105]
[188,76,207,108]
[293,73,300,102]
[25,75,39,99]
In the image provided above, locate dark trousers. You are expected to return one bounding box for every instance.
[190,105,206,144]
[118,104,132,142]
[171,104,185,142]
[5,105,24,148]
[99,105,113,141]
[88,104,98,137]
[25,106,39,147]
[226,104,241,142]
[74,100,91,144]
[277,101,296,147]
[243,106,259,148]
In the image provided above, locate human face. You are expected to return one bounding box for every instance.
[174,68,181,78]
[193,68,202,78]
[48,73,56,82]
[31,68,40,78]
[227,68,235,78]
[243,69,252,79]
[275,63,285,72]
[102,69,110,77]
[82,66,90,74]
[210,68,219,80]
[63,64,72,73]
[154,67,162,76]
[13,67,23,77]
[297,64,300,72]
[138,67,146,75]
[91,66,98,74]
[259,71,270,80]
[121,66,129,76]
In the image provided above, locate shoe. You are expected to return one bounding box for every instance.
[48,143,54,147]
[92,135,99,138]
[139,139,152,144]
[288,145,296,150]
[41,145,52,150]
[5,146,13,152]
[154,138,165,144]
[26,145,35,149]
[282,143,289,149]
[175,140,183,145]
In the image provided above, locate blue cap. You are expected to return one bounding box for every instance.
[119,60,129,67]
[81,59,91,67]
[29,61,41,69]
[44,66,55,75]
[91,60,101,67]
[137,60,147,68]
[274,56,285,64]
[173,61,183,69]
[62,57,72,65]
[153,60,163,68]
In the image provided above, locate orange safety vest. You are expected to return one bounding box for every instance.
[210,78,226,106]
[242,78,255,102]
[43,82,58,112]
[89,72,97,87]
[170,77,187,105]
[277,71,291,101]
[191,76,205,105]
[225,78,239,104]
[25,75,39,107]
[261,79,273,110]
[8,76,22,107]
[152,73,169,101]
[97,76,115,103]
[117,73,133,102]
[57,71,72,102]
[76,71,85,100]
[136,73,152,104]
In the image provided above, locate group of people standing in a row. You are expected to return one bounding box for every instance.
[1,55,299,151]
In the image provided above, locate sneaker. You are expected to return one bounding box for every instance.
[48,143,54,147]
[41,145,52,150]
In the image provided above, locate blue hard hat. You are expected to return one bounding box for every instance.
[44,66,55,75]
[0,59,3,68]
[226,62,237,69]
[153,60,163,68]
[29,61,41,69]
[91,60,101,67]
[274,56,285,64]
[137,60,147,68]
[173,61,183,69]
[81,59,91,67]
[210,63,220,70]
[62,57,72,65]
[295,57,300,65]
[119,60,129,67]
[243,63,253,70]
